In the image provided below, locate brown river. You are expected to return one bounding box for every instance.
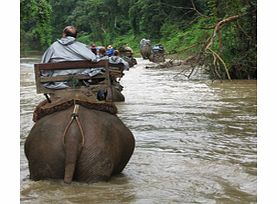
[20,57,257,203]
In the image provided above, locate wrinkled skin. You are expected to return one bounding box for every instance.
[140,39,152,59]
[24,105,135,183]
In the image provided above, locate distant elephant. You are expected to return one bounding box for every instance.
[149,44,165,63]
[119,45,137,68]
[140,38,152,59]
[25,103,135,183]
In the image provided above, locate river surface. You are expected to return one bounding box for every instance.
[20,57,257,203]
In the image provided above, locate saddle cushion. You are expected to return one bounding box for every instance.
[33,99,117,122]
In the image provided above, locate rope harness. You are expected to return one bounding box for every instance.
[62,103,85,147]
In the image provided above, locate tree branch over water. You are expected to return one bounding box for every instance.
[175,15,241,80]
[204,15,240,51]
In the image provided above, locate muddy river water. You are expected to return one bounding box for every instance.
[20,58,256,203]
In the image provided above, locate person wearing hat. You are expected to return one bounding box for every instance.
[109,50,129,70]
[96,46,107,59]
[90,43,97,55]
[106,45,115,57]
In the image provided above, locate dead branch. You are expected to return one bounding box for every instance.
[173,15,240,80]
[218,30,223,51]
[207,48,231,80]
[187,65,197,79]
[190,0,207,17]
[173,54,201,78]
[205,15,240,50]
[197,15,240,80]
[236,21,251,39]
[211,51,222,79]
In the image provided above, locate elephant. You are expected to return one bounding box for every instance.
[24,103,135,184]
[118,45,137,68]
[121,56,137,68]
[140,38,152,59]
[149,44,165,63]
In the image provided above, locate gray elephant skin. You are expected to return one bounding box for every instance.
[24,105,135,184]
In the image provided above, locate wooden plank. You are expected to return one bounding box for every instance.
[109,70,123,74]
[108,63,124,68]
[35,60,108,71]
[34,64,43,94]
[34,60,113,97]
[40,74,106,83]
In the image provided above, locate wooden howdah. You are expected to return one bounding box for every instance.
[34,60,125,104]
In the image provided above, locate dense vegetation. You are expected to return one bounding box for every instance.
[20,0,256,79]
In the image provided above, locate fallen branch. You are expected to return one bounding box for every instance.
[190,0,207,17]
[200,15,240,80]
[205,15,240,51]
[211,51,222,79]
[207,48,231,80]
[172,15,240,80]
[173,54,201,78]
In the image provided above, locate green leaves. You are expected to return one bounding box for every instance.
[21,0,52,51]
[20,0,256,79]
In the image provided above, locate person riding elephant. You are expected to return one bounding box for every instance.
[106,45,115,57]
[139,38,152,59]
[149,44,166,63]
[25,103,135,183]
[109,50,129,71]
[40,25,98,89]
[118,44,137,67]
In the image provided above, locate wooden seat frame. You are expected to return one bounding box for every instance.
[34,60,125,103]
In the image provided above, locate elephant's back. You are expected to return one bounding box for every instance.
[25,105,134,182]
[78,106,134,148]
[77,106,135,178]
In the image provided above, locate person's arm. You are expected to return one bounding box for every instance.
[41,47,54,63]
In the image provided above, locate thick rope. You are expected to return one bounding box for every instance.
[62,104,85,147]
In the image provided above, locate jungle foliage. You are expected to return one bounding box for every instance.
[20,0,257,79]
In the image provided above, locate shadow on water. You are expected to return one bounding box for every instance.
[20,58,256,203]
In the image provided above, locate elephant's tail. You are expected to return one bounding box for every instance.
[63,105,85,184]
